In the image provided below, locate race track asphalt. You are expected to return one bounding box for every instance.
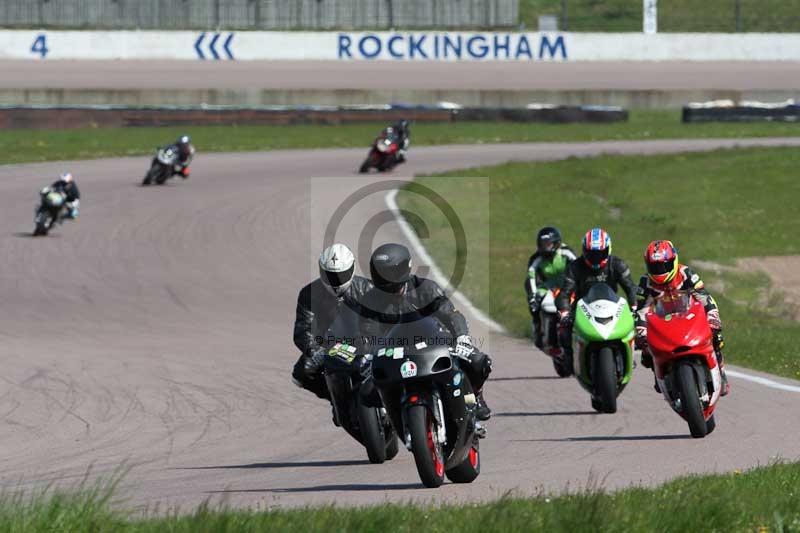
[1,138,799,511]
[3,60,800,91]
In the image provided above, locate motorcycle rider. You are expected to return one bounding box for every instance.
[393,119,410,162]
[44,172,80,221]
[556,228,638,364]
[358,243,493,421]
[169,135,195,179]
[635,240,730,396]
[291,243,373,400]
[525,226,577,349]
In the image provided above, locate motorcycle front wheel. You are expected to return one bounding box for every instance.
[407,404,445,488]
[677,363,707,438]
[355,395,387,464]
[594,347,618,413]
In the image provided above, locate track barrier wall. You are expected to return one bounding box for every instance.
[4,30,800,61]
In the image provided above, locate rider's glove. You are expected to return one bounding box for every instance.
[302,350,326,378]
[707,309,722,331]
[634,325,648,350]
[454,335,475,359]
[528,296,540,315]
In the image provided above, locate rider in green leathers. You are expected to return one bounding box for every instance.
[524,227,577,348]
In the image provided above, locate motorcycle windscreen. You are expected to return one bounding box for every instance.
[646,294,712,355]
[583,283,619,304]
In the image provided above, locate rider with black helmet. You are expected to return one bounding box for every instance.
[359,243,493,421]
[393,120,410,162]
[525,226,577,348]
[292,243,373,400]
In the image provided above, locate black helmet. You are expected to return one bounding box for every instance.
[536,226,562,258]
[396,119,409,131]
[370,243,412,293]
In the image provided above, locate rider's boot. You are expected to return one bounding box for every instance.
[475,390,492,421]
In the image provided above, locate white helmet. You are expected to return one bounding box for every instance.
[60,172,73,184]
[319,243,355,296]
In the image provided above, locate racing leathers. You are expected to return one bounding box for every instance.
[170,143,195,178]
[292,275,373,399]
[635,264,729,394]
[358,275,493,416]
[556,256,639,360]
[48,178,80,220]
[525,244,577,348]
[393,122,410,162]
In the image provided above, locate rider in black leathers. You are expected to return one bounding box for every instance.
[47,172,81,220]
[358,243,493,421]
[292,243,373,400]
[556,229,638,363]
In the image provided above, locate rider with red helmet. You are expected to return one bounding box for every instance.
[556,228,638,363]
[636,240,729,396]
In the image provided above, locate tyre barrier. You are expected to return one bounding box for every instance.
[0,103,627,130]
[682,100,800,123]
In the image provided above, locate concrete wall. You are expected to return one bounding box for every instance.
[6,30,800,61]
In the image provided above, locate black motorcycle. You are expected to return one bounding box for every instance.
[370,317,482,488]
[33,187,67,236]
[142,146,180,186]
[323,310,399,464]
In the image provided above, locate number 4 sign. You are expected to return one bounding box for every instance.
[31,34,49,58]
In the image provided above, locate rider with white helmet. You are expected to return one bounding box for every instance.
[291,243,373,399]
[45,172,80,220]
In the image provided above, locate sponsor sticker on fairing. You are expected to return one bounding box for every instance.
[415,342,427,350]
[393,347,404,359]
[400,360,417,379]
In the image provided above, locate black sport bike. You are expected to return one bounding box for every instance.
[323,309,399,464]
[142,146,181,186]
[33,187,67,236]
[370,317,483,488]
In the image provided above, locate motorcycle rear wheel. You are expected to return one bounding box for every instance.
[355,396,386,464]
[677,363,707,438]
[594,347,618,413]
[407,404,445,488]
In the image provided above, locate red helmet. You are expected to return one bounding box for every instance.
[645,240,679,286]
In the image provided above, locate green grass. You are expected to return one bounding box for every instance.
[398,147,800,379]
[3,462,800,532]
[4,110,800,166]
[519,0,800,32]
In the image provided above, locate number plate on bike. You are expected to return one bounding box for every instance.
[328,343,357,363]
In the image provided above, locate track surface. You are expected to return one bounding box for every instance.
[2,138,800,511]
[3,60,800,90]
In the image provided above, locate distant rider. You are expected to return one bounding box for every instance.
[635,240,729,396]
[358,243,493,421]
[556,228,638,364]
[169,135,195,178]
[44,172,80,221]
[292,243,373,400]
[393,119,410,162]
[525,226,577,349]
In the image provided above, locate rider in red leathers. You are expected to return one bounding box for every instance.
[635,240,730,396]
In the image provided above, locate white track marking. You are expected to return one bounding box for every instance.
[386,189,800,393]
[726,369,800,393]
[385,188,507,333]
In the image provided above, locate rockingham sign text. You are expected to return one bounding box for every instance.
[337,32,567,61]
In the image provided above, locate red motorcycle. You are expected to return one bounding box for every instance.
[645,290,723,438]
[358,129,401,173]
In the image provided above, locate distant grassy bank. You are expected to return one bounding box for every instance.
[398,147,800,380]
[3,462,800,532]
[3,110,800,166]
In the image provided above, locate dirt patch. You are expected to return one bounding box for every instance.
[738,255,800,320]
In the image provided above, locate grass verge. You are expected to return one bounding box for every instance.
[398,147,800,380]
[2,463,800,532]
[3,110,800,166]
[519,0,795,32]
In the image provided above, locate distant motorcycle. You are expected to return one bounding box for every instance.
[359,129,402,173]
[537,287,573,377]
[371,317,483,488]
[570,283,636,413]
[33,187,67,236]
[142,146,181,186]
[324,310,399,464]
[645,290,722,438]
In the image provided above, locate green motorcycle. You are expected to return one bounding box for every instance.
[571,283,636,413]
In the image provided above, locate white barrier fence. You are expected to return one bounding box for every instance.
[3,30,800,61]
